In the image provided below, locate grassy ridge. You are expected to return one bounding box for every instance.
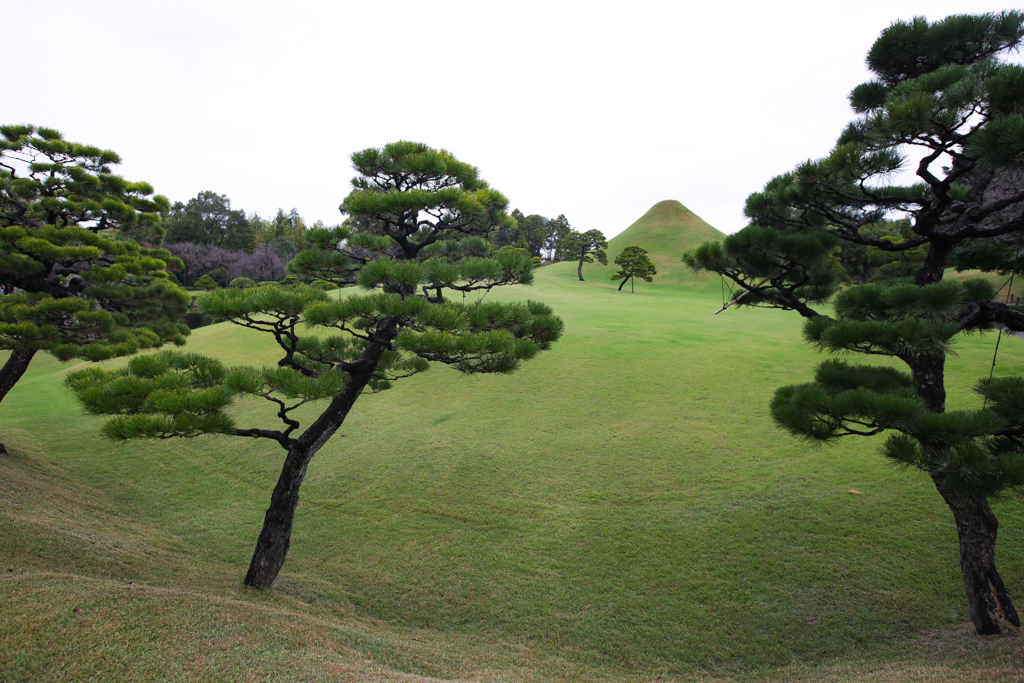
[2,266,1024,681]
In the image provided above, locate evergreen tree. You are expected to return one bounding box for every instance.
[508,209,547,258]
[0,125,168,244]
[543,214,573,261]
[561,229,608,281]
[249,208,307,253]
[163,191,253,251]
[612,244,656,292]
[0,125,190,446]
[683,11,1024,634]
[493,224,513,250]
[67,141,563,589]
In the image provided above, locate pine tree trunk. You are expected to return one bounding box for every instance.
[0,348,37,454]
[0,348,36,406]
[244,443,314,587]
[577,260,584,281]
[618,278,627,291]
[933,477,1020,634]
[243,322,393,588]
[908,350,1018,634]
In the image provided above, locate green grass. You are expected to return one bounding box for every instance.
[2,265,1024,681]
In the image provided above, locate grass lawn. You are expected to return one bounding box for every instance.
[2,260,1023,682]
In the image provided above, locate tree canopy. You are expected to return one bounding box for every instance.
[1,125,169,245]
[163,191,252,251]
[68,141,563,589]
[612,244,656,292]
[508,210,573,260]
[561,229,608,281]
[0,125,190,448]
[683,11,1024,635]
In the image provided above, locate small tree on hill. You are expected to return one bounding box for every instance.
[561,229,608,281]
[67,141,563,589]
[0,125,190,442]
[683,11,1024,634]
[612,244,656,292]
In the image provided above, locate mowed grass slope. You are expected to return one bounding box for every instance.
[3,244,1024,680]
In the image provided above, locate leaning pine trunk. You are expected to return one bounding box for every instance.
[933,477,1020,634]
[0,348,37,454]
[243,332,389,588]
[0,348,37,406]
[244,443,315,587]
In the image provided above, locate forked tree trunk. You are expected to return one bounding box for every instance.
[933,477,1020,634]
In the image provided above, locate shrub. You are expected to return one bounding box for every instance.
[195,274,219,291]
[229,277,257,289]
[206,267,229,287]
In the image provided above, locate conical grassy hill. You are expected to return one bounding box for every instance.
[554,200,727,291]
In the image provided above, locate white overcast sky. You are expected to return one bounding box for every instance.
[5,1,1021,237]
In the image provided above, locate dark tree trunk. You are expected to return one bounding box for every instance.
[933,477,1020,634]
[908,350,1018,633]
[243,323,393,588]
[0,348,37,454]
[244,443,314,587]
[906,351,946,413]
[618,277,627,291]
[0,348,36,406]
[577,260,584,281]
[915,238,954,287]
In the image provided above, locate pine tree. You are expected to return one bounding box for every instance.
[612,244,656,292]
[561,229,608,281]
[683,12,1024,634]
[67,141,563,588]
[0,125,190,446]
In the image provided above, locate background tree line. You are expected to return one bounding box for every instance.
[164,194,603,287]
[501,209,573,261]
[161,192,317,287]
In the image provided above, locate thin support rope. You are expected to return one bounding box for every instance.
[984,231,1024,407]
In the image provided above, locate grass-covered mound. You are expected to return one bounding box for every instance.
[2,266,1024,681]
[549,200,727,290]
